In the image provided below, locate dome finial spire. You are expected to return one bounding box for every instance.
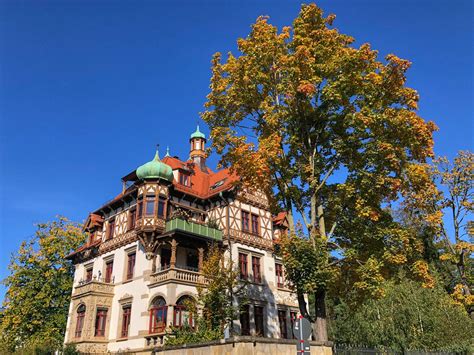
[190,124,206,140]
[165,146,170,157]
[154,144,160,161]
[136,144,173,181]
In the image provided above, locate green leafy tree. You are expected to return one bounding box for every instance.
[202,3,435,340]
[0,216,85,353]
[330,276,474,352]
[166,244,247,345]
[402,151,473,314]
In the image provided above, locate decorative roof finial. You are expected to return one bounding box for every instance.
[165,146,170,157]
[190,124,206,140]
[154,144,160,161]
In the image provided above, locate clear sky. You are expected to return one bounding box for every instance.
[0,0,472,301]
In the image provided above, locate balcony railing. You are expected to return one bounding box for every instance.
[165,218,222,241]
[72,278,115,298]
[149,265,205,287]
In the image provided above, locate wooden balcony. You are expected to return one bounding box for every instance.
[148,265,205,288]
[165,217,222,241]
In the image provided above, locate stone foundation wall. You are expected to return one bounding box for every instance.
[127,337,333,355]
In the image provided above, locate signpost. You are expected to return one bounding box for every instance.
[293,316,311,354]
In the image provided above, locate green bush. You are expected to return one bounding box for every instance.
[165,318,222,346]
[330,278,474,352]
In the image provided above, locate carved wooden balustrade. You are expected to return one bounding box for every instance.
[99,230,138,254]
[227,228,273,251]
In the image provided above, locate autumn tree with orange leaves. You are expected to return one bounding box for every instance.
[403,151,473,316]
[202,4,437,341]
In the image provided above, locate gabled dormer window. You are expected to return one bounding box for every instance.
[179,172,190,187]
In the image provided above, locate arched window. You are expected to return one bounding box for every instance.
[173,296,195,328]
[75,304,86,338]
[149,296,167,334]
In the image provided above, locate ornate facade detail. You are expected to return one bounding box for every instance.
[72,280,115,298]
[99,230,137,254]
[137,231,161,260]
[136,216,166,230]
[227,229,273,251]
[237,189,270,209]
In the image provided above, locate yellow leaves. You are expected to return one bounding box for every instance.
[450,284,474,308]
[353,257,386,298]
[386,53,412,71]
[411,260,435,289]
[383,252,407,265]
[297,81,316,95]
[454,241,474,253]
[365,71,383,85]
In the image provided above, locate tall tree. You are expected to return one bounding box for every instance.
[0,216,85,352]
[403,151,473,314]
[197,243,247,332]
[202,3,435,340]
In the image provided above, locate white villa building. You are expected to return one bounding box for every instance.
[64,126,298,353]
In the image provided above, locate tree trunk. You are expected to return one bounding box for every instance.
[312,287,328,342]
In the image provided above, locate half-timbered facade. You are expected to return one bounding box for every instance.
[64,126,297,353]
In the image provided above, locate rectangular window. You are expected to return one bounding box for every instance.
[239,253,248,280]
[252,256,261,283]
[107,219,115,239]
[145,195,155,216]
[179,172,190,186]
[157,197,166,217]
[126,253,136,280]
[105,260,114,283]
[121,306,131,338]
[128,208,136,230]
[95,308,108,337]
[240,305,250,336]
[241,211,250,232]
[251,214,259,235]
[290,311,298,339]
[254,306,264,337]
[275,263,284,288]
[85,268,93,282]
[278,310,288,339]
[75,306,86,338]
[137,197,143,218]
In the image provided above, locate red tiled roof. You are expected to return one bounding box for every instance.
[273,211,287,225]
[162,156,239,199]
[67,239,101,258]
[89,213,104,226]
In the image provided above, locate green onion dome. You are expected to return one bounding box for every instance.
[190,125,206,140]
[136,149,173,182]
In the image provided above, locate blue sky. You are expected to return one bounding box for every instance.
[0,0,472,301]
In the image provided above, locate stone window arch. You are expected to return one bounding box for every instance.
[75,304,86,338]
[149,296,167,333]
[173,295,195,328]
